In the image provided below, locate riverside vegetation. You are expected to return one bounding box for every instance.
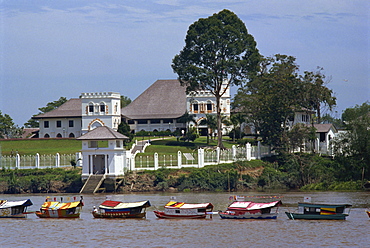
[0,137,367,194]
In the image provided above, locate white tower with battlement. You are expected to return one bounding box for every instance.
[81,92,121,135]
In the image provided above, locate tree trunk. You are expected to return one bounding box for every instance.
[216,94,225,149]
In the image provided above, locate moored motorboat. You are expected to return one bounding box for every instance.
[285,202,352,220]
[92,200,151,218]
[35,196,84,218]
[366,210,370,218]
[219,200,282,219]
[154,201,214,219]
[0,199,33,218]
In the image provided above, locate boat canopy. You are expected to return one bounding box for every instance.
[227,200,281,210]
[0,199,33,209]
[164,201,213,209]
[298,202,352,208]
[98,200,151,209]
[41,201,83,210]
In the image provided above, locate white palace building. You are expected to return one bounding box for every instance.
[33,79,231,138]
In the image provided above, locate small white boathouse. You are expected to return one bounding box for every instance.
[77,126,129,193]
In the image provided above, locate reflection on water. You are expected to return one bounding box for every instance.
[0,191,369,247]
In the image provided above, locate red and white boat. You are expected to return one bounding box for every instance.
[154,201,214,219]
[219,200,282,219]
[92,200,151,218]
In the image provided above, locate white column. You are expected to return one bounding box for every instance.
[232,145,236,161]
[246,143,252,161]
[16,154,20,168]
[35,153,40,168]
[55,153,60,167]
[154,152,159,170]
[216,147,220,164]
[198,148,204,168]
[177,151,182,169]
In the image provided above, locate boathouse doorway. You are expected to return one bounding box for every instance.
[93,155,106,174]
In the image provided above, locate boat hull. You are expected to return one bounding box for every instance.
[154,210,207,219]
[35,211,80,218]
[219,212,278,219]
[366,211,370,218]
[0,212,27,218]
[92,211,146,218]
[285,212,348,220]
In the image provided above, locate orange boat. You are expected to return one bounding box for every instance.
[35,197,83,218]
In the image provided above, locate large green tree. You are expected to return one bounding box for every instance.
[234,55,301,150]
[0,111,23,139]
[172,9,260,148]
[300,68,336,123]
[234,54,336,151]
[332,102,370,179]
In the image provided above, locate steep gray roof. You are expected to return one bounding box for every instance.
[121,79,187,120]
[312,124,337,133]
[77,126,129,140]
[33,98,81,119]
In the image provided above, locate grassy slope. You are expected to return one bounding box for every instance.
[0,136,237,156]
[0,139,82,155]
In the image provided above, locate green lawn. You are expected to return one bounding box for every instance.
[0,139,82,155]
[0,136,238,156]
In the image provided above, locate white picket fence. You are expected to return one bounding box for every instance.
[131,143,272,171]
[0,153,82,169]
[0,143,272,172]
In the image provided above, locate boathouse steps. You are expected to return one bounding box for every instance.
[79,174,106,194]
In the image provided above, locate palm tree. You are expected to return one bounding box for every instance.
[230,112,246,141]
[199,114,217,145]
[177,112,196,134]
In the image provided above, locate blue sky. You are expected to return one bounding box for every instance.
[1,0,369,126]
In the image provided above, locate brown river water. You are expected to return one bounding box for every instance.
[0,191,369,248]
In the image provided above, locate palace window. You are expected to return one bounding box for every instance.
[100,103,106,112]
[193,103,199,113]
[56,121,62,128]
[44,121,49,128]
[89,104,94,113]
[150,119,160,124]
[206,102,212,112]
[69,120,74,127]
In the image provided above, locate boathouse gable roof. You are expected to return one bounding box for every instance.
[76,126,129,140]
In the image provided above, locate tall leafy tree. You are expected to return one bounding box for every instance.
[235,54,301,150]
[0,111,23,139]
[24,97,68,127]
[172,9,260,148]
[120,95,132,108]
[301,68,336,123]
[332,102,370,179]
